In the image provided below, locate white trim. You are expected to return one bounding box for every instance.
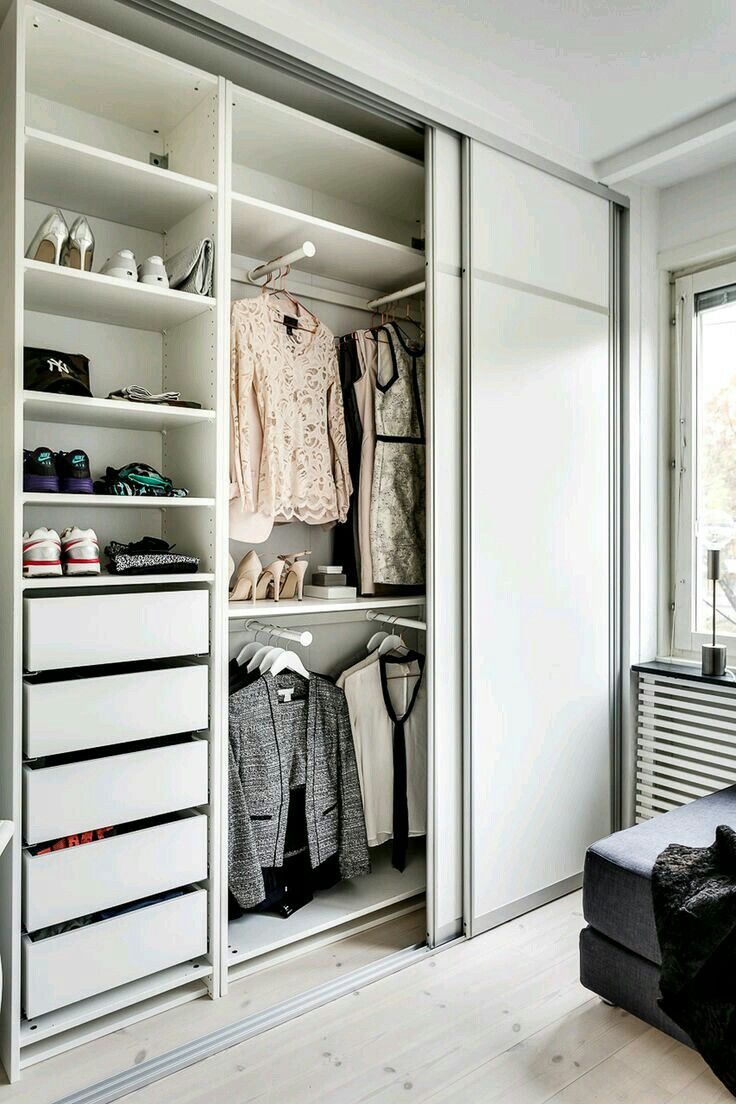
[658,229,736,274]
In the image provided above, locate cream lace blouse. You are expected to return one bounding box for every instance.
[231,295,352,525]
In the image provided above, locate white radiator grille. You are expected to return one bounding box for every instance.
[637,671,736,821]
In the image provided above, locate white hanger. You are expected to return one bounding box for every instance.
[378,632,405,656]
[258,646,284,673]
[268,649,310,679]
[236,631,265,666]
[367,630,389,653]
[247,642,276,672]
[236,627,268,666]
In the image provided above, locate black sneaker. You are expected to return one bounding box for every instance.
[23,446,59,493]
[55,449,94,494]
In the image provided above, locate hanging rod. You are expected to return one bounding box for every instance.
[233,617,313,647]
[365,609,426,632]
[366,281,426,309]
[244,240,316,284]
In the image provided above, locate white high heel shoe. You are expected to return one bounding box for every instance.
[62,216,95,271]
[26,208,69,265]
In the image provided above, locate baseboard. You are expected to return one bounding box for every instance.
[471,872,583,936]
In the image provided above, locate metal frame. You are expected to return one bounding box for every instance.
[460,135,473,939]
[610,203,624,832]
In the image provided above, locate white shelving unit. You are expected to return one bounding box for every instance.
[0,0,440,1086]
[0,0,230,1083]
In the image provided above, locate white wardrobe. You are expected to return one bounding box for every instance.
[0,0,620,1090]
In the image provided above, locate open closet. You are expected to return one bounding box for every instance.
[0,0,464,1084]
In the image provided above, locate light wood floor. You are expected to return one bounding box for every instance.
[2,892,729,1103]
[122,891,729,1104]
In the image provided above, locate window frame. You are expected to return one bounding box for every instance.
[672,259,736,657]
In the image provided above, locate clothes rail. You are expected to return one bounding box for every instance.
[232,617,313,647]
[243,241,316,284]
[365,609,427,632]
[366,281,426,309]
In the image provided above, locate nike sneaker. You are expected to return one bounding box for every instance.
[23,446,59,493]
[60,526,100,576]
[55,449,94,494]
[137,255,169,287]
[100,249,137,281]
[22,527,62,577]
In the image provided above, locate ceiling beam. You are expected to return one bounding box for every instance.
[596,98,736,185]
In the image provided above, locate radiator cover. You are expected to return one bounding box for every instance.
[637,671,736,821]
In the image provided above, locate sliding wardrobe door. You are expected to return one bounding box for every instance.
[467,142,615,935]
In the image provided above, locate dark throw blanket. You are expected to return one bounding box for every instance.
[652,824,736,1097]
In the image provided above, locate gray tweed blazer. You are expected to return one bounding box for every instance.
[228,672,371,909]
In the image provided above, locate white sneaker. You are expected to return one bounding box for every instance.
[100,249,137,281]
[138,255,169,287]
[60,526,100,576]
[23,528,62,577]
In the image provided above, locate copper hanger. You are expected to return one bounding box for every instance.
[262,264,319,333]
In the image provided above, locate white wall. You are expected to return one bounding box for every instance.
[659,161,736,254]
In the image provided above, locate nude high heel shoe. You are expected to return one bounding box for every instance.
[278,550,311,601]
[62,216,95,271]
[229,549,262,604]
[26,208,69,265]
[254,560,286,601]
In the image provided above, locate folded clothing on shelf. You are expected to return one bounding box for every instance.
[105,536,199,575]
[166,238,214,297]
[107,385,202,409]
[94,463,189,498]
[24,347,92,398]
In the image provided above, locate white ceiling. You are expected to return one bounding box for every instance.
[197,0,736,182]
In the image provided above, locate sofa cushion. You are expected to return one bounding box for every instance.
[583,784,736,964]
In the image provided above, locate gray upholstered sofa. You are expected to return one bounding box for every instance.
[580,784,736,1046]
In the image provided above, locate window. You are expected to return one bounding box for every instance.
[673,261,736,655]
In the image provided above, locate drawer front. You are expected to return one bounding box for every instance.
[23,813,208,932]
[24,590,209,671]
[23,740,208,845]
[24,664,209,757]
[22,887,207,1019]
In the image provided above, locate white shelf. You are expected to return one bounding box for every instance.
[25,129,216,232]
[20,958,211,1049]
[23,493,214,508]
[23,572,214,590]
[232,86,423,223]
[228,594,425,619]
[231,192,425,289]
[228,842,425,966]
[24,260,215,332]
[26,4,217,136]
[23,391,215,431]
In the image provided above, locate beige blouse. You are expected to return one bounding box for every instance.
[231,295,352,525]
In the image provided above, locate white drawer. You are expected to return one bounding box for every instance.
[23,739,208,845]
[23,812,208,932]
[22,886,207,1019]
[24,663,209,757]
[24,590,209,671]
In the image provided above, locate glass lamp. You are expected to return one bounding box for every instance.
[698,514,736,677]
